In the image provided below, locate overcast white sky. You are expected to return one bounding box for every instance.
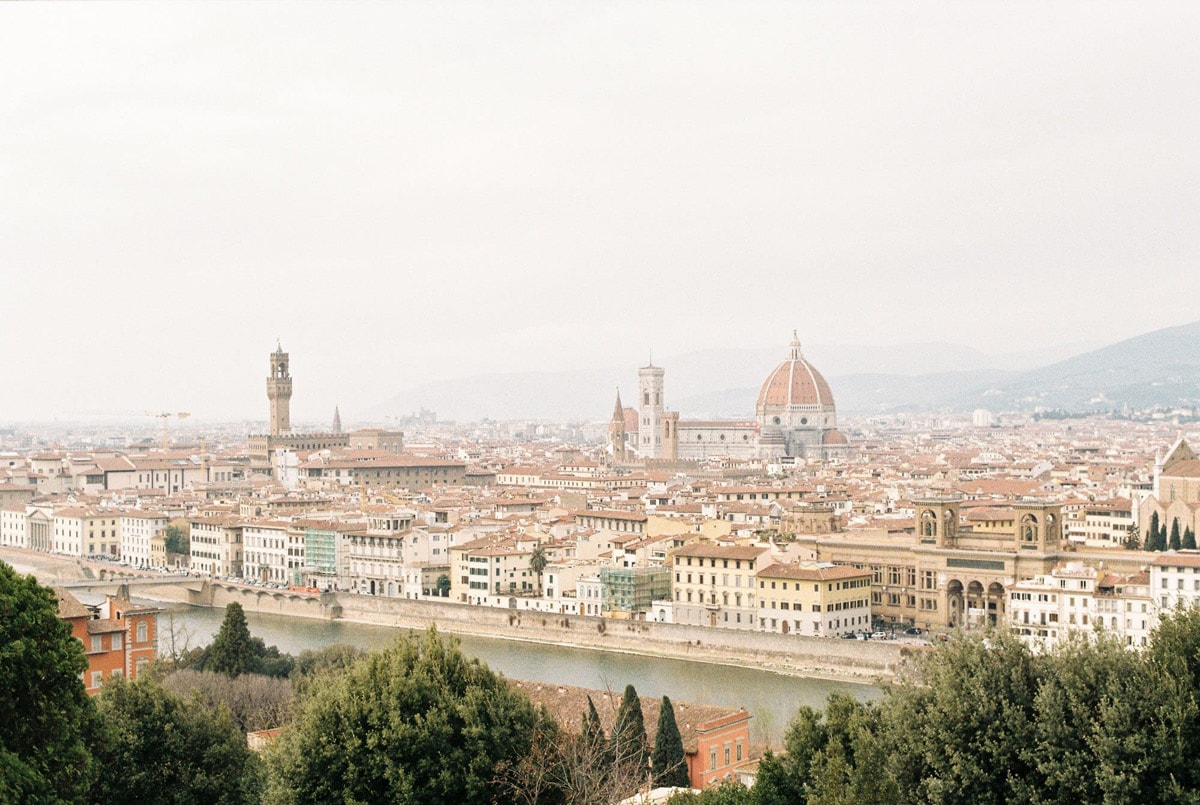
[2,3,1198,423]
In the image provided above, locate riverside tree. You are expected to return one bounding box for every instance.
[264,627,548,804]
[208,602,257,677]
[0,562,95,803]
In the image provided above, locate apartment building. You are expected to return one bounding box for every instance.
[1009,561,1155,651]
[188,516,244,577]
[670,544,772,630]
[120,511,168,568]
[755,562,872,636]
[242,520,291,583]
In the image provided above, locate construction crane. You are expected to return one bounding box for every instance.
[145,411,191,452]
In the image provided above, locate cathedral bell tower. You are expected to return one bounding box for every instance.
[267,342,293,436]
[637,362,665,459]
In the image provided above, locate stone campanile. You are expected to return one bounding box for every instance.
[637,362,664,459]
[267,342,293,435]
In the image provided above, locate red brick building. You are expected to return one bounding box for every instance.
[55,588,160,695]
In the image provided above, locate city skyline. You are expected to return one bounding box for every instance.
[3,4,1199,421]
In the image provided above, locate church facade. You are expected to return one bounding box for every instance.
[610,333,849,463]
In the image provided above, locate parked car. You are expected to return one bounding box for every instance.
[904,627,923,635]
[871,631,889,640]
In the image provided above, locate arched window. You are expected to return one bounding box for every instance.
[1021,514,1038,542]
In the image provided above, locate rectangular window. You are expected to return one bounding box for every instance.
[91,671,102,689]
[91,635,102,653]
[112,633,122,650]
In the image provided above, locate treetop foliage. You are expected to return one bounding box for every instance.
[90,676,264,804]
[672,612,1200,805]
[0,562,95,804]
[264,627,547,804]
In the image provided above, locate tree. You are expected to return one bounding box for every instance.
[249,636,295,678]
[879,630,1039,804]
[264,627,548,804]
[162,669,294,733]
[1185,527,1197,551]
[653,696,691,789]
[1124,524,1142,551]
[1149,511,1163,551]
[208,602,256,677]
[666,778,754,804]
[289,644,366,697]
[90,676,263,804]
[0,563,95,804]
[436,573,451,597]
[530,545,548,596]
[612,684,650,790]
[164,522,189,555]
[582,694,607,762]
[1170,518,1182,551]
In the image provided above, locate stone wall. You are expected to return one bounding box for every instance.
[138,579,910,681]
[333,592,908,681]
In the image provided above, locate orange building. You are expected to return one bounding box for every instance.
[55,588,160,695]
[688,709,753,788]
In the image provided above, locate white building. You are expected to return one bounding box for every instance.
[1151,550,1200,612]
[120,511,168,568]
[188,517,244,578]
[52,507,87,556]
[0,505,28,548]
[242,521,291,583]
[1009,561,1156,651]
[343,510,419,597]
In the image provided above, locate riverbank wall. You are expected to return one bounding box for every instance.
[154,579,910,682]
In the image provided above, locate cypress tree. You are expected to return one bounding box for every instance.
[1170,519,1182,551]
[1149,512,1162,551]
[207,603,256,677]
[612,684,649,777]
[1185,527,1197,551]
[582,695,608,761]
[652,696,691,789]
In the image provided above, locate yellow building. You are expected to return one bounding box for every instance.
[670,544,772,630]
[755,562,872,636]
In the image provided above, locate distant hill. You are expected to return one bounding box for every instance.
[366,325,1199,421]
[825,320,1200,414]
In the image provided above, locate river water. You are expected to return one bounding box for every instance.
[153,601,883,746]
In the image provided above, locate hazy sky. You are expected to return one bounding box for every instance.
[3,3,1198,423]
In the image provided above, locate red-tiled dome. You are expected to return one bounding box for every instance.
[822,428,849,445]
[756,334,834,409]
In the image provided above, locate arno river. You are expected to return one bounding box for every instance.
[154,601,883,746]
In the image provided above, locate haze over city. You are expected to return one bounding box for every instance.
[3,3,1199,422]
